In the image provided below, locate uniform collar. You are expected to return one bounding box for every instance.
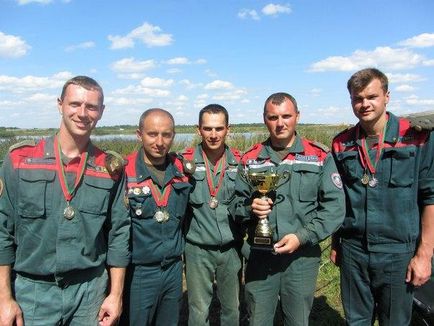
[260,134,304,163]
[135,147,182,185]
[194,143,238,166]
[43,134,97,166]
[354,112,400,146]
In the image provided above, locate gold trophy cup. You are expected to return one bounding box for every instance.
[246,169,280,251]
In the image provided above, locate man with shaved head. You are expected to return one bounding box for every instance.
[121,108,192,326]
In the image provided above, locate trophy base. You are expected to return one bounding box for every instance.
[252,236,275,252]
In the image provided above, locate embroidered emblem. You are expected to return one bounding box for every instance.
[331,173,343,189]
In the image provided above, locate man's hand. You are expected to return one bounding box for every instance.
[98,293,122,326]
[406,247,432,287]
[330,235,341,266]
[0,298,23,326]
[251,197,273,219]
[273,234,300,254]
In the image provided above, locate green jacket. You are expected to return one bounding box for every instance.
[332,112,434,253]
[183,144,242,246]
[0,136,131,277]
[232,136,345,258]
[125,148,192,265]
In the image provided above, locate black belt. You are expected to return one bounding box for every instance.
[17,271,56,282]
[186,240,239,252]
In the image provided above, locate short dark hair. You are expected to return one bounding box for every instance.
[347,68,388,94]
[263,92,298,115]
[60,76,104,102]
[198,104,229,126]
[138,108,175,131]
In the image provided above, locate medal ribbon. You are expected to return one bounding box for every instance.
[146,179,173,207]
[356,121,388,175]
[202,150,226,198]
[54,135,88,202]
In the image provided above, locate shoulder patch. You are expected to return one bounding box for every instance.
[405,111,434,131]
[331,173,343,189]
[311,141,330,153]
[104,150,126,176]
[8,139,36,153]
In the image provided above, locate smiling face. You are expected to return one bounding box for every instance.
[350,78,389,134]
[264,99,299,148]
[58,84,104,139]
[136,111,175,165]
[197,112,229,156]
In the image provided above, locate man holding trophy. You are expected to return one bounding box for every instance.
[231,92,345,325]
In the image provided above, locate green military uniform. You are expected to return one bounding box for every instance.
[122,148,192,326]
[183,144,242,326]
[0,136,130,324]
[232,136,345,326]
[332,112,434,325]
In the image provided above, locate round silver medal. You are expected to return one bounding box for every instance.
[64,205,75,220]
[209,197,218,209]
[368,177,378,188]
[154,210,165,223]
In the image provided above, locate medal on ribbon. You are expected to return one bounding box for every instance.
[54,136,88,220]
[202,150,226,209]
[356,121,388,187]
[147,180,173,223]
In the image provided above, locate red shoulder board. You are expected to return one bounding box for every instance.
[181,147,195,161]
[241,143,263,165]
[229,148,242,163]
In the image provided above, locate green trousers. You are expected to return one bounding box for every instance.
[244,245,321,326]
[184,241,242,326]
[14,268,107,326]
[340,240,414,326]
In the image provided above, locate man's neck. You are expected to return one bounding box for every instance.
[202,145,225,166]
[360,114,388,136]
[143,153,166,166]
[270,134,296,150]
[57,129,89,158]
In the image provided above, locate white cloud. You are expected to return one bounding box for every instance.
[309,88,322,97]
[108,22,173,49]
[399,33,434,48]
[238,9,260,20]
[196,58,207,64]
[65,41,95,52]
[165,57,190,65]
[177,95,189,101]
[111,57,156,73]
[27,93,56,102]
[140,77,173,88]
[0,32,31,58]
[111,85,171,98]
[196,94,208,100]
[261,3,292,16]
[179,79,202,90]
[212,89,248,101]
[0,72,73,93]
[167,68,182,74]
[17,0,52,4]
[204,80,234,90]
[404,95,434,106]
[106,97,153,106]
[386,73,425,83]
[309,46,428,72]
[394,84,415,92]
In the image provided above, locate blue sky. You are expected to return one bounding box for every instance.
[0,0,433,129]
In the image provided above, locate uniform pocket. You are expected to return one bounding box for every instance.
[78,176,114,215]
[189,171,206,205]
[335,151,361,182]
[17,169,55,218]
[385,147,415,187]
[293,164,320,202]
[221,170,237,203]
